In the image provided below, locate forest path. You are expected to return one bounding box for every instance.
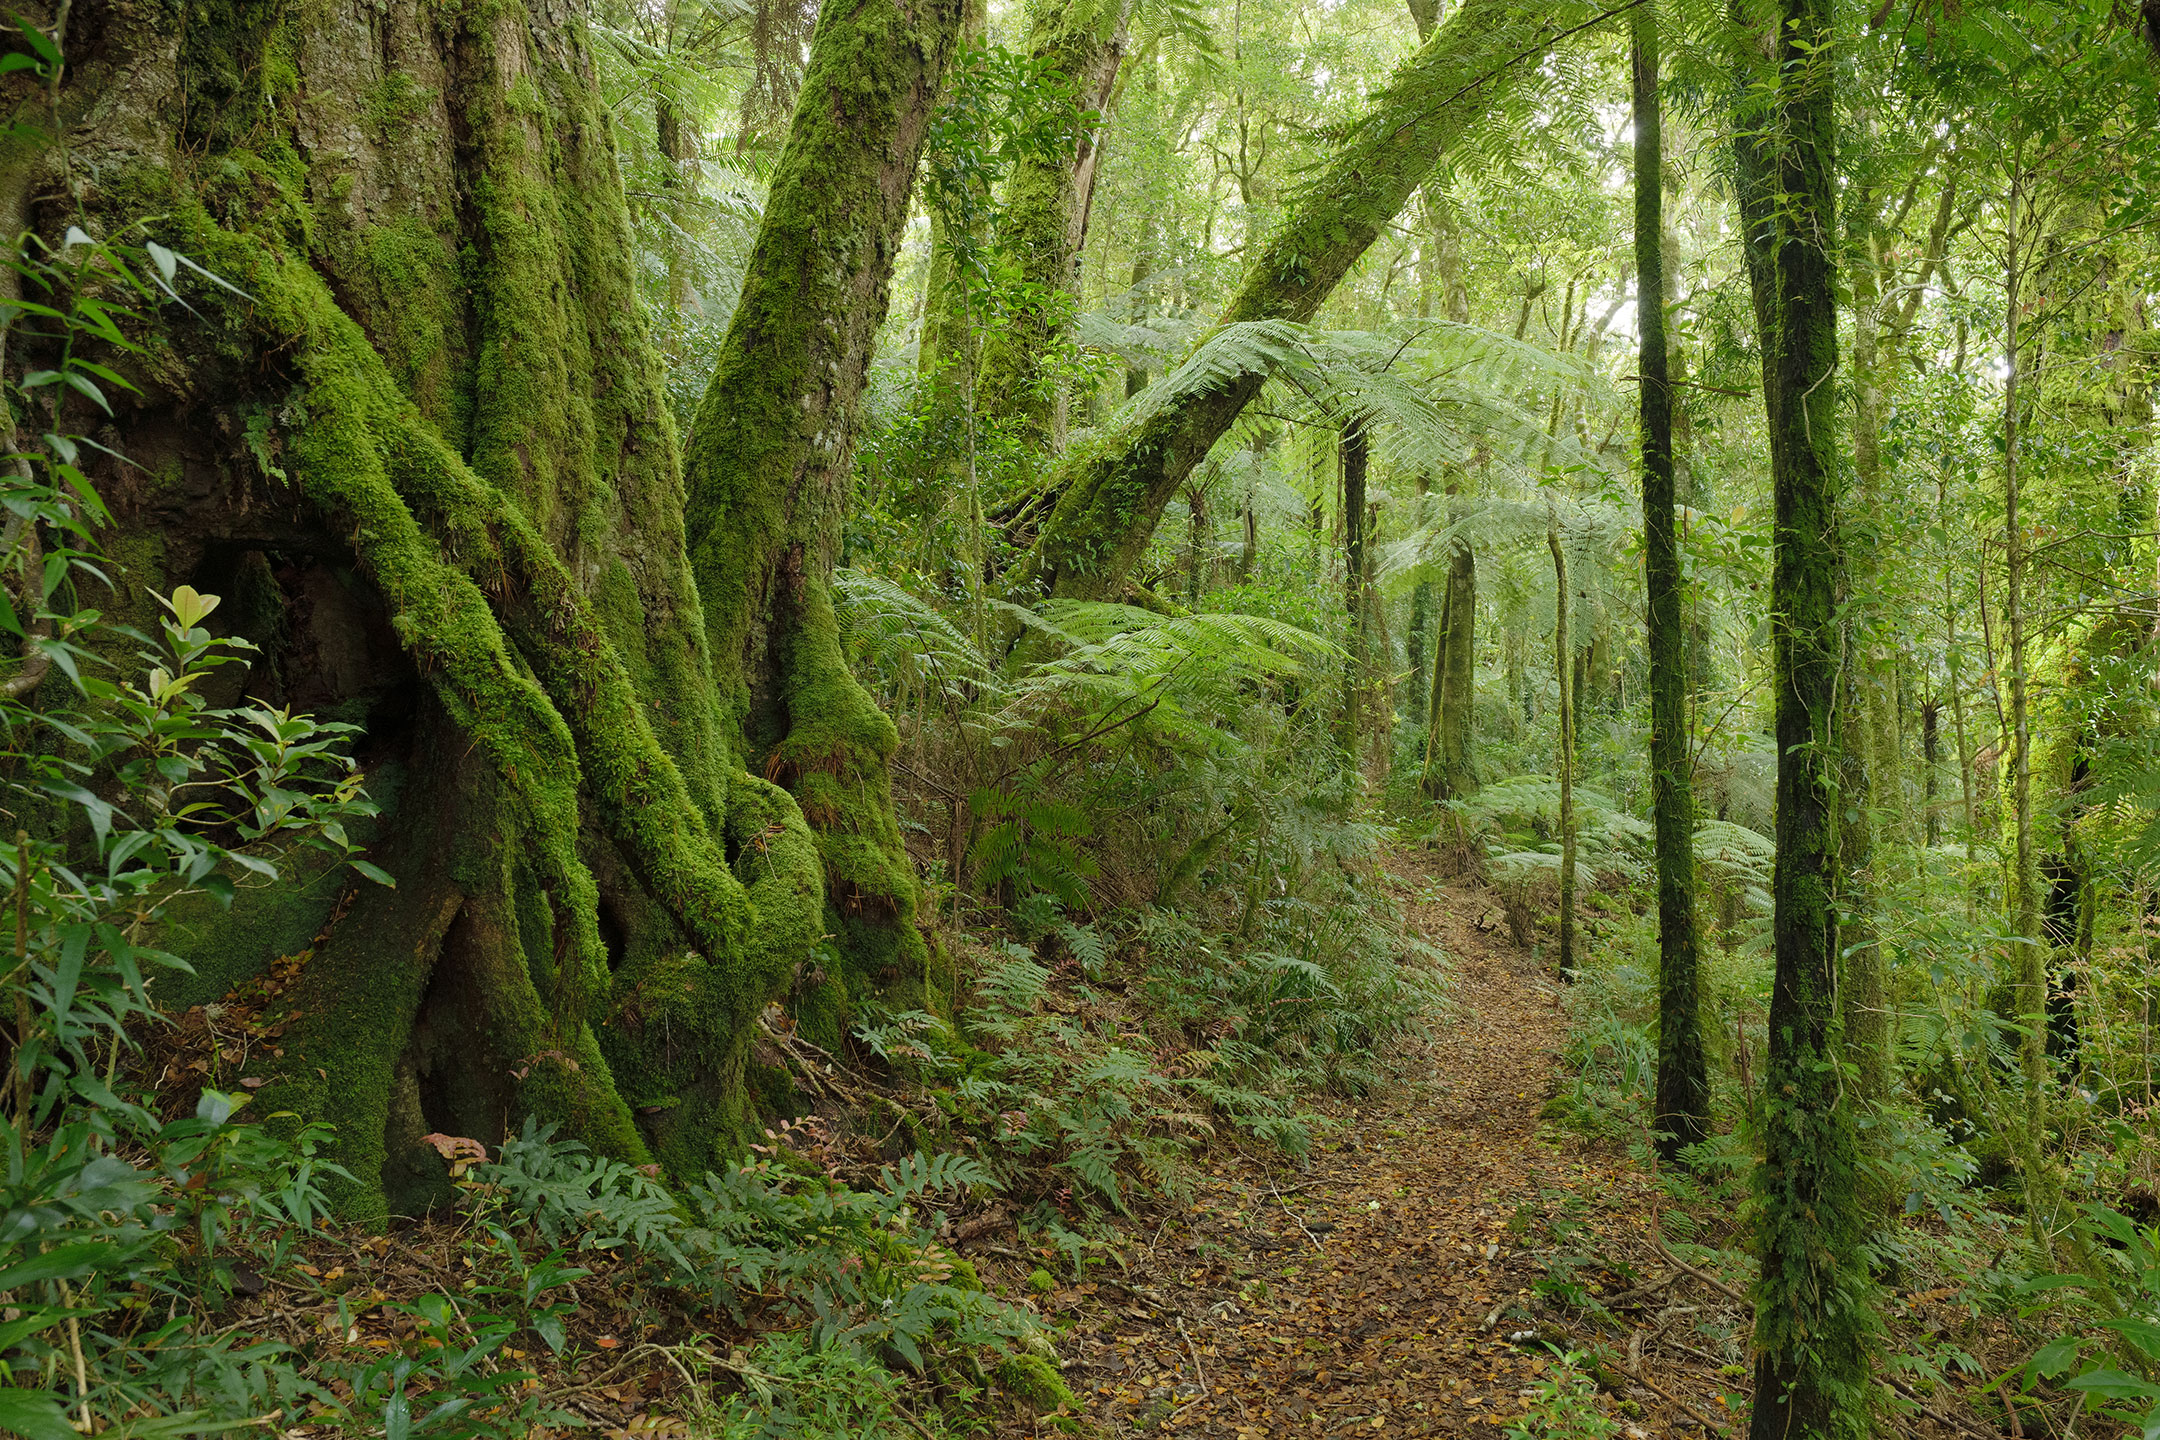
[1049,848,1746,1439]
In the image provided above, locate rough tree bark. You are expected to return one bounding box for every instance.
[1006,0,1598,611]
[684,0,966,1023]
[1340,422,1369,757]
[1406,478,1434,728]
[40,0,834,1217]
[1633,4,1708,1164]
[1732,0,1874,1430]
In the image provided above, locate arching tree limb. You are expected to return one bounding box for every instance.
[1007,0,1605,612]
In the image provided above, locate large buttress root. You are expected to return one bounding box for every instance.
[48,0,828,1206]
[215,232,826,1182]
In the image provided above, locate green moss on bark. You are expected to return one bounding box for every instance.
[67,0,838,1208]
[971,0,1130,447]
[683,0,963,1013]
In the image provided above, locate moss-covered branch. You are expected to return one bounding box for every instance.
[1010,0,1593,607]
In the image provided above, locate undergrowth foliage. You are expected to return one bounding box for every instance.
[835,555,1449,1210]
[0,230,1070,1438]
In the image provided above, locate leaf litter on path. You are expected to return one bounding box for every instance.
[1047,851,1748,1439]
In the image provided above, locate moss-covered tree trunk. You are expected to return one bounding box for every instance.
[683,0,966,1026]
[1634,4,1708,1163]
[917,0,988,391]
[972,0,1132,448]
[1007,0,1595,609]
[40,0,826,1218]
[1731,0,1874,1429]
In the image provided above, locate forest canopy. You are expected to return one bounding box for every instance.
[4,0,2160,1435]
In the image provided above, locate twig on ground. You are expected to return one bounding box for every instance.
[1176,1317,1208,1397]
[1603,1270,1679,1309]
[1269,1180,1325,1252]
[1630,1367,1732,1435]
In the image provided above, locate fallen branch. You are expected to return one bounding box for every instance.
[1269,1180,1326,1252]
[1630,1367,1733,1436]
[1649,1209,1748,1303]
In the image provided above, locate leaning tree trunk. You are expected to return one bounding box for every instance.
[42,0,825,1218]
[683,0,965,1023]
[1634,3,1709,1164]
[1732,0,1874,1430]
[1006,0,1600,613]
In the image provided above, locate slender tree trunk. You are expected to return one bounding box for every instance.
[1548,512,1577,971]
[1423,543,1477,798]
[1125,239,1154,399]
[1010,0,1609,611]
[2001,156,2045,1134]
[1186,480,1210,603]
[1732,0,1874,1429]
[1340,422,1370,758]
[1509,631,1531,731]
[918,0,990,392]
[1407,478,1435,727]
[684,0,966,1013]
[1425,581,1453,778]
[1634,7,1708,1163]
[1239,436,1261,581]
[1838,645,1890,1103]
[655,92,699,358]
[1840,196,1891,1110]
[1922,698,1942,847]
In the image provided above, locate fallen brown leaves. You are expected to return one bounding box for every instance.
[1031,852,2021,1440]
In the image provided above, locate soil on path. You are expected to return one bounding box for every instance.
[1047,850,1750,1439]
